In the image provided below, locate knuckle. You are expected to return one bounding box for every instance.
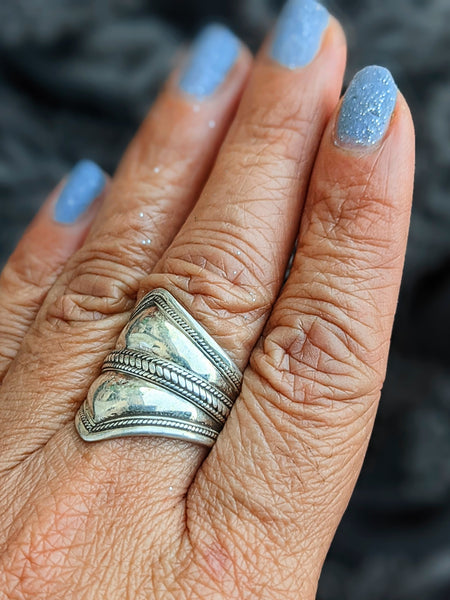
[250,307,382,418]
[191,528,308,599]
[112,169,186,225]
[239,88,313,146]
[42,244,142,329]
[228,105,310,173]
[221,145,301,207]
[0,249,56,299]
[216,103,314,210]
[240,109,308,150]
[142,238,273,353]
[89,209,163,264]
[310,182,402,253]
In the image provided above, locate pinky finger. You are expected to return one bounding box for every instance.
[0,160,107,380]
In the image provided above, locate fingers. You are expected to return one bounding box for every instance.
[0,161,107,381]
[6,0,345,505]
[59,2,346,503]
[2,4,350,588]
[192,67,415,595]
[144,13,346,369]
[0,27,252,467]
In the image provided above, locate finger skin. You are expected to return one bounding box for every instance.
[0,45,252,469]
[189,93,415,596]
[0,179,107,382]
[0,17,348,599]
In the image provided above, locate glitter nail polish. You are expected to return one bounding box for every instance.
[336,66,398,148]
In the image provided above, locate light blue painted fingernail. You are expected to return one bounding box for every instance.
[179,24,240,99]
[336,66,398,148]
[54,160,105,224]
[271,0,329,69]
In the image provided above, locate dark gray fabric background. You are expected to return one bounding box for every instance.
[0,1,449,598]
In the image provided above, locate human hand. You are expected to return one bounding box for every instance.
[0,1,414,598]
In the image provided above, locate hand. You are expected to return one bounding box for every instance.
[0,2,414,598]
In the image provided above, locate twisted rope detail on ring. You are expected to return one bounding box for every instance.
[103,348,233,412]
[103,349,232,424]
[78,406,218,441]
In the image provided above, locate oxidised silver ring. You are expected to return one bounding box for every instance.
[75,288,242,447]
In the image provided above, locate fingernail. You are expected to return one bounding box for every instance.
[336,66,398,148]
[54,160,106,224]
[271,0,329,69]
[179,24,240,99]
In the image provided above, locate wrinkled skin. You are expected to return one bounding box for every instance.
[0,16,414,600]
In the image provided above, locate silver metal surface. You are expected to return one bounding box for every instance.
[75,288,242,447]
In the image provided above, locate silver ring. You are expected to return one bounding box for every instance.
[75,288,242,447]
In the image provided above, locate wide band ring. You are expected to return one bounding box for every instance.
[75,288,243,447]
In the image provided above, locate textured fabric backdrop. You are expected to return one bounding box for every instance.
[0,1,449,598]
